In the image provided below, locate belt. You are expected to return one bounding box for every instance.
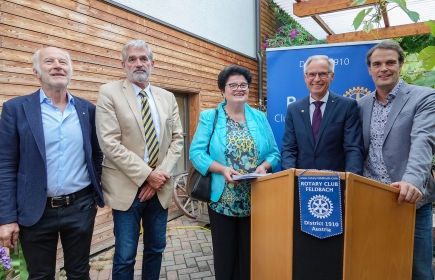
[46,185,93,208]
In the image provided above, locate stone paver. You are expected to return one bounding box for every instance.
[84,215,214,280]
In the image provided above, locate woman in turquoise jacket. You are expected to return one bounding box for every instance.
[189,65,281,280]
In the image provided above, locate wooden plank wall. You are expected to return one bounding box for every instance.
[0,0,265,139]
[1,0,276,270]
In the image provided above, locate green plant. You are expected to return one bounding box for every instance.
[352,0,419,33]
[263,0,326,49]
[0,247,12,280]
[398,34,435,54]
[352,1,435,88]
[397,21,435,88]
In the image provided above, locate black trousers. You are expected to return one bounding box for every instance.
[208,206,251,280]
[20,195,97,280]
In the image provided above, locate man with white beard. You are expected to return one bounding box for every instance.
[95,39,184,280]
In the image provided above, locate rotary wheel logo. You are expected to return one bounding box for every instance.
[308,195,333,219]
[344,86,371,100]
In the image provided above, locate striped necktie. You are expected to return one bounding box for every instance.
[139,90,159,168]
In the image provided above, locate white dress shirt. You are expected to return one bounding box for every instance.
[132,83,161,163]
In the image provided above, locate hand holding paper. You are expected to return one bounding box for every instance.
[231,173,269,180]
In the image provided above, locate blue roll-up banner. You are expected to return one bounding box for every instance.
[266,41,378,171]
[299,171,342,239]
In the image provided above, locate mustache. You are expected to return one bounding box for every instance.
[133,68,148,73]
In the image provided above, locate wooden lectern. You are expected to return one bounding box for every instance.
[251,169,416,280]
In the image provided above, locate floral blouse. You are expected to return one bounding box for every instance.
[209,110,258,217]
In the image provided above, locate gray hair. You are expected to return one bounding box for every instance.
[32,47,73,79]
[303,55,335,73]
[122,40,154,62]
[366,39,405,66]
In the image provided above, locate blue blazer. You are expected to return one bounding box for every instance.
[281,92,364,175]
[189,101,281,202]
[0,90,104,227]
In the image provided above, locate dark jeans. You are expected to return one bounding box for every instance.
[112,194,168,280]
[412,202,434,280]
[20,195,97,280]
[208,206,251,280]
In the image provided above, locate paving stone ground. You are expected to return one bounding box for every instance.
[80,215,214,280]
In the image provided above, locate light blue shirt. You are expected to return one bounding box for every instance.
[40,89,90,197]
[132,83,161,162]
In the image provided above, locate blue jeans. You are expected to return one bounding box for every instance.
[412,202,434,280]
[112,193,168,280]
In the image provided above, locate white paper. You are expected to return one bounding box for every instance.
[231,173,270,180]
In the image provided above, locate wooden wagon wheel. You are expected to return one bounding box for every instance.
[173,172,200,219]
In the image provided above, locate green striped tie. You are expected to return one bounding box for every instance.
[139,90,159,168]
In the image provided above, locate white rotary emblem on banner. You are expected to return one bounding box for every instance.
[308,195,334,219]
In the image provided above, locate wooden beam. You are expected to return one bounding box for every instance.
[294,0,377,17]
[312,15,334,35]
[294,0,334,35]
[326,22,431,43]
[382,4,390,27]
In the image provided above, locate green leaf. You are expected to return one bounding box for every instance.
[413,71,435,87]
[423,57,435,70]
[424,20,435,35]
[417,46,435,69]
[418,46,435,60]
[386,0,419,22]
[407,11,420,23]
[363,22,374,33]
[351,0,367,6]
[353,9,368,30]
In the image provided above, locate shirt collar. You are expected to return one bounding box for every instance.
[39,88,75,105]
[373,79,403,101]
[132,83,152,98]
[310,91,329,104]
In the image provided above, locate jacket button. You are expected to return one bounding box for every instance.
[141,147,145,151]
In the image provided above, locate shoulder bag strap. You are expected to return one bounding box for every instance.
[206,109,219,155]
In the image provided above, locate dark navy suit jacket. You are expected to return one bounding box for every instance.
[0,90,104,227]
[281,92,364,175]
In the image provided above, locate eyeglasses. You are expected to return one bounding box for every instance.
[226,83,249,91]
[305,72,331,79]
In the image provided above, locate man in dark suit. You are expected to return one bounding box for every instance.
[358,40,435,280]
[0,47,104,279]
[281,55,364,174]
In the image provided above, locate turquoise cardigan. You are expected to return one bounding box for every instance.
[189,101,281,202]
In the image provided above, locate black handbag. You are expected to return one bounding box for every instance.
[186,109,218,202]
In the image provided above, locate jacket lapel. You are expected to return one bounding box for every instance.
[245,105,257,146]
[383,83,411,143]
[316,92,338,149]
[74,97,90,152]
[123,80,145,141]
[300,96,315,149]
[22,90,46,164]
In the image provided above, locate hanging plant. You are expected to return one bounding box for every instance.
[263,0,326,50]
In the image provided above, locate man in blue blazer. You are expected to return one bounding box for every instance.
[0,47,103,279]
[358,40,435,280]
[281,55,364,174]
